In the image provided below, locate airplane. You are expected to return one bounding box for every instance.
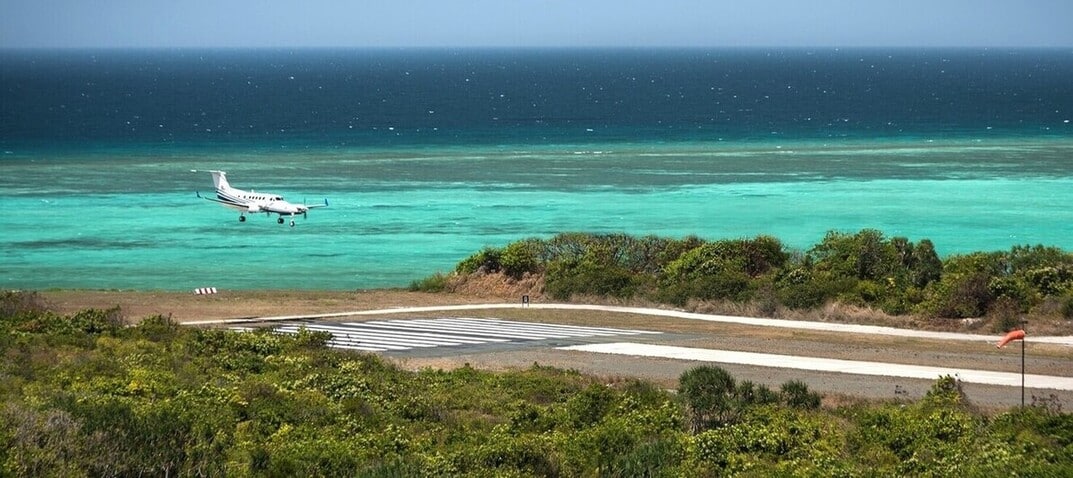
[195,170,328,226]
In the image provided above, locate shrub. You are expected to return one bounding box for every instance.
[455,247,503,275]
[737,380,779,406]
[133,314,181,342]
[565,384,617,427]
[545,259,638,300]
[443,232,1073,324]
[810,229,894,281]
[679,366,738,431]
[777,275,855,310]
[500,240,541,279]
[988,297,1023,334]
[909,239,943,288]
[780,380,821,410]
[408,272,449,292]
[922,272,994,318]
[1062,295,1073,320]
[0,290,50,319]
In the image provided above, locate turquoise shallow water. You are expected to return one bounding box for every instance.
[3,136,1072,291]
[4,48,1073,290]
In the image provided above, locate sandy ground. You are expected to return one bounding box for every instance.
[42,289,500,322]
[42,290,1073,410]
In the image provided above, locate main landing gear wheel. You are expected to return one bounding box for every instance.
[239,216,246,222]
[277,217,285,224]
[289,220,296,227]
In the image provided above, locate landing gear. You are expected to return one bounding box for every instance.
[239,215,246,222]
[277,217,285,224]
[289,219,296,227]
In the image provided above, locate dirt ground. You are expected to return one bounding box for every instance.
[42,289,1073,411]
[42,289,500,322]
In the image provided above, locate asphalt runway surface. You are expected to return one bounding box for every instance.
[217,303,1073,408]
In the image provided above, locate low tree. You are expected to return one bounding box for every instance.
[679,366,738,432]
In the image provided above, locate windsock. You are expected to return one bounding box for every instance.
[996,329,1025,348]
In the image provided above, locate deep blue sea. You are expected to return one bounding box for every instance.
[2,48,1072,290]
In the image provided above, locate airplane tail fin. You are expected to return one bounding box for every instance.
[209,170,230,191]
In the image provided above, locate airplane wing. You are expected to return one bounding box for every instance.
[196,191,228,204]
[304,198,330,209]
[197,191,253,212]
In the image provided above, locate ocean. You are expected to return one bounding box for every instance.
[2,48,1072,291]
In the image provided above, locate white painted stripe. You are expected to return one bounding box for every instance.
[276,325,470,346]
[266,318,662,353]
[281,329,447,348]
[274,327,416,350]
[339,323,511,343]
[311,334,453,348]
[445,318,631,337]
[326,343,390,352]
[416,317,633,339]
[559,343,1073,391]
[267,325,412,351]
[426,318,606,338]
[324,338,409,351]
[373,319,557,340]
[359,319,517,336]
[459,317,657,335]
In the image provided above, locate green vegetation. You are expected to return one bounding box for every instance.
[2,291,1071,476]
[445,230,1073,324]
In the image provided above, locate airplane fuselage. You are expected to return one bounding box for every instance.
[216,186,308,216]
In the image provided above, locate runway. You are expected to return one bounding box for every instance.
[560,342,1073,391]
[217,303,1073,396]
[202,302,1073,347]
[240,317,660,353]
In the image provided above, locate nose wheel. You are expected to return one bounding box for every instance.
[239,215,246,222]
[277,217,284,224]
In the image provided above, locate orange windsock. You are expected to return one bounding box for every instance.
[996,329,1026,348]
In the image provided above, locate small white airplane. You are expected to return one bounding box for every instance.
[196,170,328,226]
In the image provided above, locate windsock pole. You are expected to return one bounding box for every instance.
[1017,320,1025,406]
[996,326,1027,407]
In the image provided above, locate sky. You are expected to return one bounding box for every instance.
[2,0,1072,49]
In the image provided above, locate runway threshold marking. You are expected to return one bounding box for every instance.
[559,342,1073,391]
[243,318,659,353]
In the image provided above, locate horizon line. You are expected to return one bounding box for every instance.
[3,45,1073,52]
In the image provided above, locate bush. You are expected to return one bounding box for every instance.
[500,240,541,279]
[4,298,1073,476]
[988,297,1023,333]
[679,366,738,431]
[455,247,503,275]
[545,259,639,300]
[777,275,855,310]
[133,314,181,342]
[780,380,821,409]
[1061,294,1073,320]
[922,272,994,318]
[408,272,449,292]
[444,231,1073,323]
[0,290,50,319]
